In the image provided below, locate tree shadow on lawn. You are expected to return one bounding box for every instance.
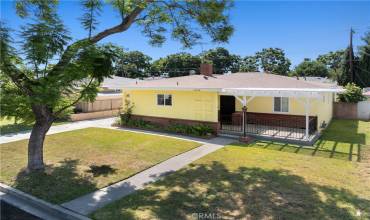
[87,164,117,177]
[250,140,362,162]
[92,162,370,220]
[252,120,368,162]
[13,159,98,204]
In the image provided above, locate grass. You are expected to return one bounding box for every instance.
[0,128,200,204]
[255,119,369,162]
[0,117,67,135]
[91,119,370,220]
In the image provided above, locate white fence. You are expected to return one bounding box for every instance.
[357,101,370,120]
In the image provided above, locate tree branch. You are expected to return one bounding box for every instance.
[53,77,95,116]
[50,3,148,77]
[90,6,145,43]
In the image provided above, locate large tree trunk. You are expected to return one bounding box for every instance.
[27,105,54,172]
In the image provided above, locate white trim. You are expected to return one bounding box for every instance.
[234,96,246,106]
[223,88,344,92]
[246,96,256,104]
[222,89,333,99]
[124,86,344,94]
[125,87,221,92]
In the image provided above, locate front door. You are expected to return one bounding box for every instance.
[220,95,235,116]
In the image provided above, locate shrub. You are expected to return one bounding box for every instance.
[167,123,214,137]
[337,83,366,103]
[120,94,134,124]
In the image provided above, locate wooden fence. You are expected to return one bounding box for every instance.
[71,95,122,121]
[75,96,122,113]
[333,101,370,120]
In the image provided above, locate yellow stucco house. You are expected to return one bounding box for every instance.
[123,72,343,144]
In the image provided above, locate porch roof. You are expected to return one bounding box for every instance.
[221,87,344,98]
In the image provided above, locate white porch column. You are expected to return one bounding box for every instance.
[233,96,255,137]
[304,98,310,139]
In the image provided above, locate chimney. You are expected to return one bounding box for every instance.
[200,63,213,76]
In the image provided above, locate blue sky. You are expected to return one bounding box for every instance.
[1,0,369,66]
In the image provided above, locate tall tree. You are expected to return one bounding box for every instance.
[115,50,152,78]
[358,30,370,87]
[317,50,345,81]
[338,48,360,86]
[294,59,329,77]
[160,53,201,77]
[239,55,259,72]
[255,48,291,75]
[201,47,240,74]
[1,0,234,172]
[149,57,167,76]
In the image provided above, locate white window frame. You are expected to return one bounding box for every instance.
[157,94,172,106]
[273,97,289,113]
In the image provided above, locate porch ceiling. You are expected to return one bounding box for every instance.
[221,88,343,98]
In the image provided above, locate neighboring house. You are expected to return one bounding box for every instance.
[100,76,141,93]
[297,76,338,86]
[123,70,343,144]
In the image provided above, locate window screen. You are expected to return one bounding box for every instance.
[157,94,172,106]
[157,94,164,105]
[274,97,288,112]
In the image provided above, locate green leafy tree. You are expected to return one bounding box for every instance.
[149,57,167,76]
[201,47,240,74]
[294,59,329,77]
[358,30,370,87]
[338,48,360,86]
[239,55,259,72]
[159,53,201,77]
[337,83,366,103]
[1,0,234,172]
[255,48,291,75]
[80,0,102,38]
[115,51,152,78]
[317,50,345,81]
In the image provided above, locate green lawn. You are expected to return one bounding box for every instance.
[255,120,369,162]
[0,117,67,135]
[92,119,370,220]
[0,128,200,204]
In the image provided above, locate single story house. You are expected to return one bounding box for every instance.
[123,70,343,144]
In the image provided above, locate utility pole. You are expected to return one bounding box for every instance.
[349,27,355,83]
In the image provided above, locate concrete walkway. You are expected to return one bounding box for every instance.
[61,137,233,215]
[0,117,116,144]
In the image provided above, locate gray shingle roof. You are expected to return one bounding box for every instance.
[125,72,340,90]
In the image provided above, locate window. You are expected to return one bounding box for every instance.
[274,97,289,112]
[157,94,172,106]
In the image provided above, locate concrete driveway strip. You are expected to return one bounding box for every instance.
[61,137,234,215]
[0,117,116,144]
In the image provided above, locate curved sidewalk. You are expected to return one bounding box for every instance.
[0,117,116,144]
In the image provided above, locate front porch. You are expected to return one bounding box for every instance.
[218,88,322,144]
[219,113,318,143]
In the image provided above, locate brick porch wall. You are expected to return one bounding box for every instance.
[130,114,220,134]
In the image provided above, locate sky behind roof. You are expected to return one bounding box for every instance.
[1,0,369,67]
